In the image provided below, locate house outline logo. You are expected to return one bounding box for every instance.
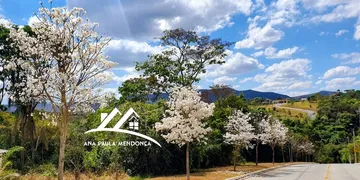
[85,107,161,147]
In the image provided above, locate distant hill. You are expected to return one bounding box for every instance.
[150,89,290,103]
[150,89,338,103]
[235,90,290,100]
[292,91,336,99]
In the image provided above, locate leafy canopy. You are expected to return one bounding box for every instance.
[136,28,232,91]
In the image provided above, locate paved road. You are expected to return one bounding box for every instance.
[274,103,316,119]
[245,164,360,180]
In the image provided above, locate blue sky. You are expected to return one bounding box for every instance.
[1,0,360,97]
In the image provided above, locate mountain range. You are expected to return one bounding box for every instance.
[291,91,337,99]
[149,89,336,103]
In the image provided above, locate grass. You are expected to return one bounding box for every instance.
[20,163,290,180]
[23,172,130,180]
[282,101,318,111]
[254,105,309,119]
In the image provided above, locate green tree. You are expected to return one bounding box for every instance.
[118,76,164,102]
[0,146,24,179]
[136,28,232,90]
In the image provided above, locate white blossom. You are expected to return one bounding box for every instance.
[262,117,288,148]
[155,86,214,146]
[297,140,315,155]
[8,7,116,114]
[224,110,255,149]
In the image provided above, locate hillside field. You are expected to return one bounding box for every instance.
[282,101,318,111]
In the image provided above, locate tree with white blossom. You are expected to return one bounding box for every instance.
[2,24,48,168]
[9,5,115,180]
[297,140,315,162]
[278,130,288,162]
[155,87,214,180]
[250,110,271,166]
[262,118,288,164]
[224,110,254,171]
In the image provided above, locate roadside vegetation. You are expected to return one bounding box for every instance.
[0,3,359,180]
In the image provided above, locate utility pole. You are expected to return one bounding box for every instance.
[354,128,357,163]
[348,137,352,164]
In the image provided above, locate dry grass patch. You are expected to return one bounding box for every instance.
[282,101,318,111]
[146,163,284,180]
[21,163,296,180]
[22,172,129,180]
[254,105,309,119]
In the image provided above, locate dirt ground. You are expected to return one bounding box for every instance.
[147,163,286,180]
[22,163,292,180]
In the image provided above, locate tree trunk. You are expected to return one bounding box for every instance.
[256,141,259,166]
[233,145,239,171]
[20,116,25,170]
[289,145,293,162]
[281,146,285,163]
[20,107,28,170]
[29,117,36,164]
[272,146,275,164]
[58,109,69,180]
[186,142,190,180]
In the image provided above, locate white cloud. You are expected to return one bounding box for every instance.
[355,22,360,40]
[213,76,237,85]
[105,71,140,85]
[288,81,312,90]
[323,66,360,79]
[315,80,322,85]
[265,59,311,78]
[251,51,264,57]
[267,0,300,27]
[253,80,289,91]
[192,84,203,90]
[0,18,12,28]
[235,0,301,50]
[309,0,360,40]
[286,91,311,97]
[310,1,360,23]
[106,39,163,68]
[332,52,360,64]
[99,88,121,99]
[239,77,253,83]
[251,46,299,59]
[335,29,348,37]
[253,59,312,92]
[67,0,253,40]
[301,0,347,11]
[233,85,241,90]
[324,77,360,90]
[262,46,299,59]
[319,31,330,36]
[1,93,8,105]
[235,22,284,49]
[28,16,40,27]
[204,50,264,77]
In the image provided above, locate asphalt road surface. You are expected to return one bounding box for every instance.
[245,163,360,180]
